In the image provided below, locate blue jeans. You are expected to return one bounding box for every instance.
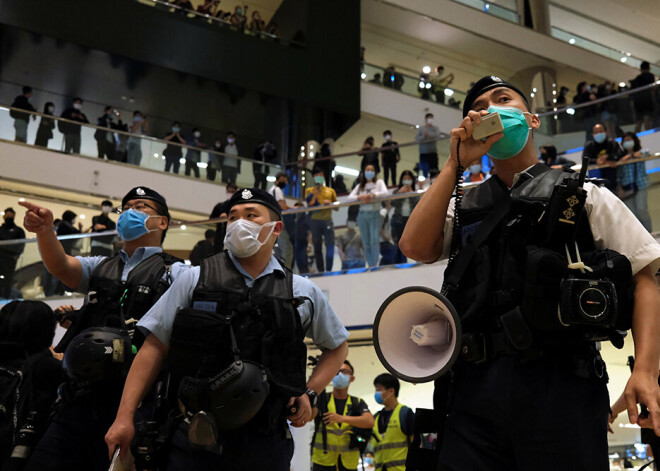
[310,218,335,272]
[127,139,143,165]
[357,210,380,268]
[622,187,652,232]
[341,259,366,270]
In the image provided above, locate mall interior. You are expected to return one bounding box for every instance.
[1,0,660,469]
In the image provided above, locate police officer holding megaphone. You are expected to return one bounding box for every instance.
[376,76,660,471]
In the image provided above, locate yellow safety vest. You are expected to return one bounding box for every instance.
[372,403,409,471]
[312,394,361,469]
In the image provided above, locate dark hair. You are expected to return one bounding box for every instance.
[343,359,354,375]
[62,210,77,223]
[104,106,113,112]
[577,81,587,94]
[192,128,199,133]
[4,207,16,215]
[374,373,400,397]
[73,97,83,103]
[101,200,113,207]
[204,229,215,239]
[172,121,181,127]
[0,300,56,355]
[359,165,378,190]
[133,110,142,116]
[227,131,236,137]
[22,86,32,95]
[365,136,374,145]
[397,170,416,189]
[275,171,287,180]
[622,132,641,152]
[312,166,324,176]
[541,145,557,163]
[383,130,392,136]
[151,201,170,244]
[425,113,434,119]
[641,61,650,71]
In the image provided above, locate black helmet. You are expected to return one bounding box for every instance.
[62,327,134,383]
[180,360,269,433]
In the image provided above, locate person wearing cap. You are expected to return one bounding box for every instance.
[0,208,26,299]
[89,200,117,257]
[19,187,189,471]
[106,187,349,470]
[399,76,660,470]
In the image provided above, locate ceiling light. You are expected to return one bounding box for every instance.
[310,145,314,149]
[566,108,575,115]
[197,162,208,168]
[300,146,305,150]
[153,153,159,158]
[568,38,576,45]
[266,176,276,182]
[552,90,557,95]
[180,225,187,230]
[552,83,557,87]
[18,198,25,202]
[532,88,537,93]
[419,81,425,88]
[620,57,627,63]
[179,158,186,164]
[619,81,626,87]
[422,66,431,74]
[361,73,367,80]
[425,83,432,89]
[530,92,535,97]
[79,214,86,219]
[626,52,631,56]
[444,88,454,96]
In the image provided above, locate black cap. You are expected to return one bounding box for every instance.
[226,188,282,220]
[101,200,113,207]
[463,75,529,117]
[122,187,170,221]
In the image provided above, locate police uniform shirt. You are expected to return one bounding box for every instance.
[76,247,189,293]
[442,170,660,277]
[137,251,350,349]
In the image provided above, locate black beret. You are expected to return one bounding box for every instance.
[463,75,529,117]
[122,187,170,221]
[226,188,282,220]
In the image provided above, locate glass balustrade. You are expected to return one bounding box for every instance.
[451,0,520,23]
[362,63,467,112]
[536,80,660,137]
[2,148,658,302]
[0,105,287,191]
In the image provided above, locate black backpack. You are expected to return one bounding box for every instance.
[0,354,25,466]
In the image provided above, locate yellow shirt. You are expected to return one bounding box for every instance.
[305,186,337,220]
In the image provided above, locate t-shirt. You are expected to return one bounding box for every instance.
[380,141,400,164]
[333,397,370,419]
[269,185,284,202]
[582,139,620,190]
[305,186,337,220]
[377,405,414,435]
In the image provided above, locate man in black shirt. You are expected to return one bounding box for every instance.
[630,61,656,132]
[582,123,620,192]
[189,229,215,266]
[90,200,116,257]
[11,86,36,143]
[95,106,116,160]
[380,130,400,187]
[0,208,26,299]
[59,98,89,154]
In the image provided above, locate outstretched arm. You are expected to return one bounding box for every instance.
[19,201,83,289]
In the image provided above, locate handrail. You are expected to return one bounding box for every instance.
[2,154,657,247]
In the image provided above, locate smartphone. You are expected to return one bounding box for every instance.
[472,112,504,141]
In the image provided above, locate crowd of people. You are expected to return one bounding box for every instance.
[166,0,281,38]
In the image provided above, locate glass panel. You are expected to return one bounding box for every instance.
[536,81,660,138]
[362,63,467,112]
[451,0,520,23]
[0,104,286,191]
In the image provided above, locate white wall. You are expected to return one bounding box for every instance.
[0,140,229,216]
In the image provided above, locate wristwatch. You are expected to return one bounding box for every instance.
[305,388,318,408]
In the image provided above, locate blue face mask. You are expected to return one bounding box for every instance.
[364,457,374,465]
[593,132,607,144]
[332,372,350,389]
[365,170,375,180]
[374,391,384,404]
[117,209,156,241]
[314,176,325,185]
[172,126,180,133]
[485,105,532,160]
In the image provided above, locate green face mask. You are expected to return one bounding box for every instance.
[486,105,532,160]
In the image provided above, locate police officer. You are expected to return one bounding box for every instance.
[106,188,349,470]
[371,374,414,471]
[19,187,188,471]
[399,76,660,470]
[311,360,374,471]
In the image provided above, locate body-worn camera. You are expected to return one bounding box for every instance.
[558,278,618,328]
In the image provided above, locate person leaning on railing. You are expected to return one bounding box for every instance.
[617,132,652,232]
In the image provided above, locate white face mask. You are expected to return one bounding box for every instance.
[426,118,434,125]
[101,206,112,214]
[384,134,391,141]
[73,103,82,110]
[224,219,277,258]
[194,131,201,138]
[227,137,235,144]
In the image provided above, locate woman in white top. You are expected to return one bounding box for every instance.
[347,164,389,267]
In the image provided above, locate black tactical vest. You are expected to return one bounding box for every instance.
[56,252,181,352]
[168,251,308,432]
[444,165,600,333]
